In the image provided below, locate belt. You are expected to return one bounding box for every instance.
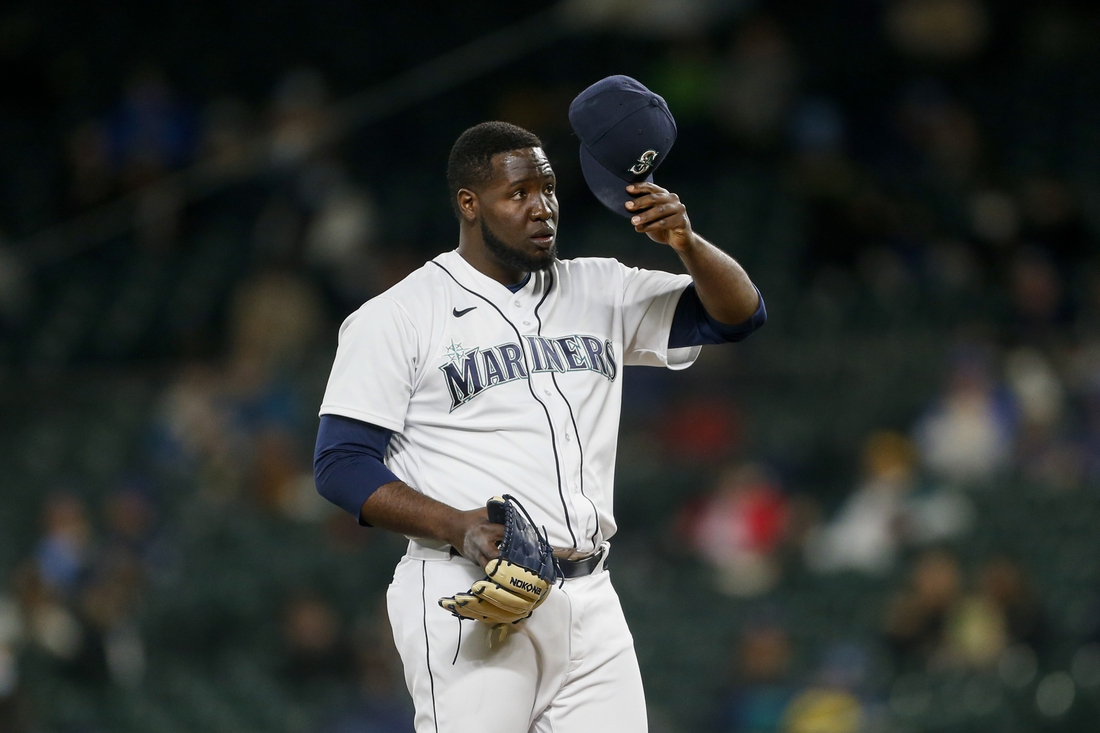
[411,540,609,579]
[556,546,608,578]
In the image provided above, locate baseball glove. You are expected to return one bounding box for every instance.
[439,495,557,625]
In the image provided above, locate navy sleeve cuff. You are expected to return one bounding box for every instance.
[314,414,399,524]
[668,283,767,348]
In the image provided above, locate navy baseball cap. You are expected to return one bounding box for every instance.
[568,75,677,217]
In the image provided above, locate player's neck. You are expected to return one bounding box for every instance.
[456,237,527,288]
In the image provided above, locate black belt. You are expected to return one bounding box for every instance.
[447,546,606,578]
[556,547,606,578]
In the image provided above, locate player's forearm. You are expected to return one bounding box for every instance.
[675,234,760,324]
[360,480,465,542]
[360,481,502,565]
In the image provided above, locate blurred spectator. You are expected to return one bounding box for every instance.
[154,364,246,503]
[942,587,1006,669]
[681,464,788,596]
[883,549,962,671]
[107,66,198,188]
[13,562,87,675]
[806,432,917,575]
[199,96,254,170]
[1005,347,1080,490]
[154,271,323,505]
[898,81,982,185]
[35,494,94,597]
[781,644,870,733]
[927,555,1045,670]
[101,485,178,585]
[88,489,157,689]
[977,556,1046,654]
[227,270,324,382]
[657,395,741,466]
[717,623,795,733]
[18,493,149,690]
[713,18,798,148]
[786,95,854,188]
[807,431,973,575]
[102,489,157,562]
[303,165,381,306]
[1007,248,1072,341]
[269,68,331,166]
[305,180,377,262]
[281,595,354,689]
[255,427,332,522]
[914,348,1015,485]
[317,606,413,733]
[80,559,145,687]
[885,0,989,61]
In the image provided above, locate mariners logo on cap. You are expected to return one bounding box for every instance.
[629,150,659,176]
[569,75,677,216]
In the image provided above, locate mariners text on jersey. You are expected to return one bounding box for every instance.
[440,334,618,411]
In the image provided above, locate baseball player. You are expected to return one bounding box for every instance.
[314,79,765,733]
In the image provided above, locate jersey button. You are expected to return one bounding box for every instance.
[544,390,551,396]
[523,320,531,326]
[514,301,522,308]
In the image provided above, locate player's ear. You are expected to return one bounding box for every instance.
[457,188,478,223]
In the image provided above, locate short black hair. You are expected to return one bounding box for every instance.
[446,121,542,219]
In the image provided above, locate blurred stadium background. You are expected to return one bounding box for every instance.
[2,1,1100,731]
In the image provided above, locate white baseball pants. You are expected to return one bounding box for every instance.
[386,542,648,733]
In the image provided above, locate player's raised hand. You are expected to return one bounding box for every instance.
[624,182,696,252]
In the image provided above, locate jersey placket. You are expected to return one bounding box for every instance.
[510,284,589,552]
[522,281,602,555]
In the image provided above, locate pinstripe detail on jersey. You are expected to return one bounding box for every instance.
[422,561,439,733]
[429,261,579,549]
[535,271,602,553]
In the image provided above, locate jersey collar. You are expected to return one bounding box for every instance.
[436,250,548,307]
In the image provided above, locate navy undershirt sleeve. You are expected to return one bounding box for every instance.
[668,283,767,348]
[314,414,398,524]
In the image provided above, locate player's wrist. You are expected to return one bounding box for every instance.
[439,507,480,554]
[670,230,702,255]
[438,508,468,550]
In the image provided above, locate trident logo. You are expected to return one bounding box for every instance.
[628,150,659,175]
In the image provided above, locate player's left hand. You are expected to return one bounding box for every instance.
[625,182,696,252]
[439,495,557,627]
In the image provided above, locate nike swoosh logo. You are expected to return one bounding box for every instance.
[452,306,477,317]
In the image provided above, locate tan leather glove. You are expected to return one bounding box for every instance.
[439,495,557,624]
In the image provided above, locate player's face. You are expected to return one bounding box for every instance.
[478,147,559,274]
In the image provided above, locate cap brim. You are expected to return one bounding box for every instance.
[579,144,652,218]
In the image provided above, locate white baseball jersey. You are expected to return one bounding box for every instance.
[319,248,699,555]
